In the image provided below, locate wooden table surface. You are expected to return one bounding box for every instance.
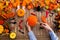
[0,9,60,40]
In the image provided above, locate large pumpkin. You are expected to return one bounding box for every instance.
[27,15,38,27]
[17,9,25,17]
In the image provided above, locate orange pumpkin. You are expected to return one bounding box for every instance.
[41,16,47,23]
[27,5,31,10]
[27,15,38,27]
[17,9,24,17]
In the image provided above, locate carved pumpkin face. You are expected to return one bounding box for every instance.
[27,15,38,27]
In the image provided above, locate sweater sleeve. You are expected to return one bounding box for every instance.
[49,31,58,40]
[28,31,37,40]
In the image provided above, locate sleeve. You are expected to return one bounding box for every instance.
[49,31,59,40]
[28,31,37,40]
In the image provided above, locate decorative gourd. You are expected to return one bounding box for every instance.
[0,20,4,25]
[1,13,7,19]
[4,29,9,33]
[17,9,24,17]
[0,2,4,10]
[22,1,26,6]
[15,0,20,6]
[49,3,54,10]
[10,0,14,3]
[13,2,17,8]
[41,16,47,23]
[6,1,9,6]
[0,25,4,34]
[7,12,15,18]
[45,6,49,9]
[40,2,45,8]
[53,4,58,10]
[10,32,16,39]
[51,0,56,3]
[24,0,32,4]
[27,15,38,27]
[1,12,15,19]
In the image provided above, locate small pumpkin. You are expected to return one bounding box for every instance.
[10,32,16,39]
[27,3,34,9]
[41,16,47,23]
[27,15,38,27]
[27,5,32,10]
[17,9,24,17]
[0,25,4,34]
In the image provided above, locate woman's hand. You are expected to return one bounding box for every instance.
[26,22,31,32]
[41,23,53,32]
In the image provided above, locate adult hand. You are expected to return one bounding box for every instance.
[26,22,31,32]
[41,23,53,32]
